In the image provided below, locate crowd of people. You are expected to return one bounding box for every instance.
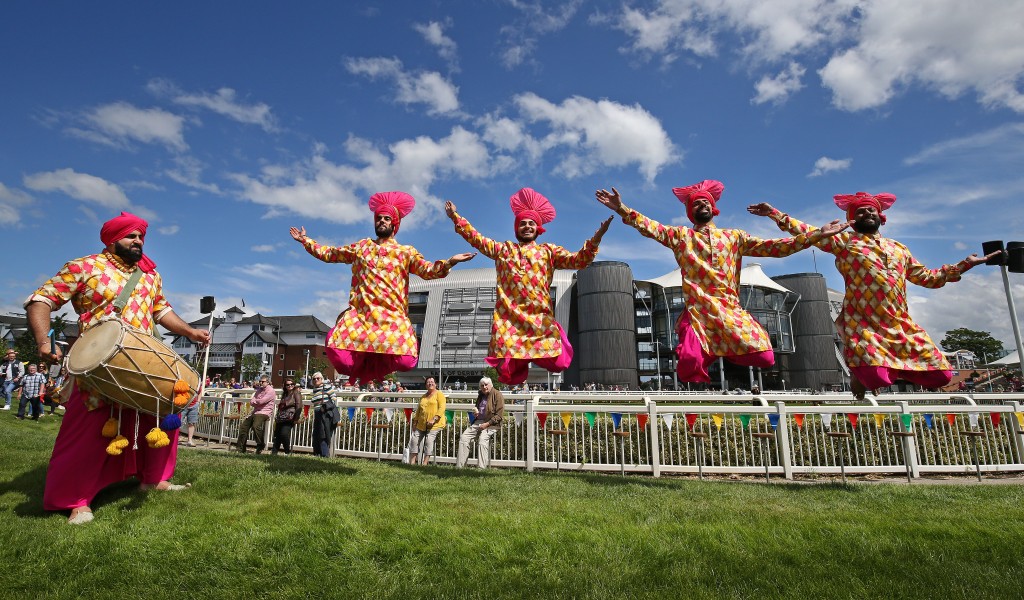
[1,348,68,420]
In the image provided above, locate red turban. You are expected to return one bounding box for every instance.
[100,211,156,273]
[368,191,415,234]
[672,180,724,224]
[510,187,556,235]
[833,191,895,225]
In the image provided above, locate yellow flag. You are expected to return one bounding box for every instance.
[874,414,885,428]
[561,412,572,429]
[1016,412,1024,428]
[711,414,724,430]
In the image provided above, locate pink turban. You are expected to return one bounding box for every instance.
[510,187,556,235]
[672,180,724,224]
[100,211,156,273]
[368,191,415,234]
[834,191,895,225]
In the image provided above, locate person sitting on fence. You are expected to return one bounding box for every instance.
[235,376,276,454]
[272,378,303,455]
[310,372,340,457]
[408,377,447,466]
[456,377,505,469]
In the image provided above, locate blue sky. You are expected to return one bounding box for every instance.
[2,1,1023,349]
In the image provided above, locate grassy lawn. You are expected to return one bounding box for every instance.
[1,416,1022,599]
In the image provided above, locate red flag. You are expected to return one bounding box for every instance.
[991,412,1002,428]
[685,413,698,430]
[794,414,805,428]
[637,413,649,429]
[302,405,309,419]
[365,407,374,421]
[945,414,957,427]
[403,407,413,422]
[847,413,859,429]
[537,412,549,429]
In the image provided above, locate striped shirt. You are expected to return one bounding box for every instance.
[21,372,48,400]
[309,383,337,409]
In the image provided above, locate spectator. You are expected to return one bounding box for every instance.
[456,377,505,469]
[17,363,47,421]
[179,393,201,447]
[310,372,340,457]
[1,349,23,411]
[235,376,276,454]
[408,377,446,466]
[272,378,303,455]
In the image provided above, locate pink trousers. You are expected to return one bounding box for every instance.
[675,314,775,383]
[327,346,418,386]
[43,385,178,511]
[486,323,573,386]
[851,366,953,390]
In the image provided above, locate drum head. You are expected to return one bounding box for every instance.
[67,320,123,374]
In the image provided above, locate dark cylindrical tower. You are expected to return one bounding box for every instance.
[773,273,843,391]
[573,261,638,388]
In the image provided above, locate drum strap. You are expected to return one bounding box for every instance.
[111,269,145,315]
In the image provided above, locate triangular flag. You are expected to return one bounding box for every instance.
[347,407,355,420]
[637,414,649,429]
[924,413,934,429]
[611,413,623,429]
[1016,412,1024,428]
[793,414,805,428]
[873,414,885,428]
[513,412,523,427]
[684,413,697,430]
[302,405,309,419]
[663,413,675,430]
[365,407,374,421]
[584,412,595,427]
[945,414,957,427]
[847,413,859,429]
[968,413,980,428]
[900,413,912,430]
[444,409,454,424]
[991,413,1002,428]
[468,411,476,425]
[537,412,549,429]
[821,413,832,429]
[739,414,752,429]
[403,407,413,422]
[385,408,395,423]
[561,412,572,429]
[767,414,779,430]
[711,414,724,430]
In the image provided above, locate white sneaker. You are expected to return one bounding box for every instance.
[1,406,9,410]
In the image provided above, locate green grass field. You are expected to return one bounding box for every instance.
[2,416,1022,599]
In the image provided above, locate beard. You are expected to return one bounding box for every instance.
[852,219,880,234]
[114,244,143,265]
[375,223,394,239]
[516,231,537,243]
[691,211,713,225]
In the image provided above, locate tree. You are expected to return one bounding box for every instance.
[482,366,504,390]
[939,328,1005,363]
[240,354,263,383]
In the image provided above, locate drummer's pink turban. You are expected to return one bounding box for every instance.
[510,187,556,235]
[834,191,895,225]
[369,191,415,234]
[100,211,156,273]
[672,180,724,224]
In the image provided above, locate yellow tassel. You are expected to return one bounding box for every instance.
[106,440,121,455]
[101,418,118,438]
[155,431,171,448]
[145,427,163,448]
[113,435,129,449]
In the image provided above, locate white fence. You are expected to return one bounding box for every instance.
[194,390,1024,479]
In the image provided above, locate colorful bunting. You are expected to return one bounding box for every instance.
[347,407,356,420]
[873,414,885,428]
[945,414,957,427]
[365,407,374,421]
[711,414,724,430]
[1016,412,1024,429]
[847,413,859,429]
[444,409,454,424]
[924,413,934,429]
[991,412,1002,428]
[384,407,395,423]
[403,407,413,422]
[513,412,523,427]
[821,413,832,429]
[561,412,572,429]
[739,414,752,429]
[793,414,805,428]
[684,413,697,430]
[968,413,980,428]
[468,411,476,425]
[302,405,309,419]
[637,414,649,429]
[663,414,674,430]
[537,412,549,429]
[584,412,596,427]
[767,413,779,430]
[611,413,623,429]
[900,413,912,430]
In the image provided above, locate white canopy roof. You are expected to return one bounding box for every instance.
[640,263,793,294]
[988,351,1020,366]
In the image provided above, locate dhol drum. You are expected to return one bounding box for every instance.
[67,319,200,416]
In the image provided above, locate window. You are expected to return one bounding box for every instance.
[279,354,284,360]
[286,370,296,376]
[305,333,316,339]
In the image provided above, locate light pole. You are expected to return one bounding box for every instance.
[983,241,1024,377]
[303,348,311,389]
[633,284,660,390]
[436,338,443,387]
[656,286,679,390]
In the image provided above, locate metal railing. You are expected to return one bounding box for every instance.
[194,390,1024,478]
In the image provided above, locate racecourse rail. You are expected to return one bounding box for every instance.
[192,389,1024,479]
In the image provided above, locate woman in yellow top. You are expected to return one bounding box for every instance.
[408,377,446,466]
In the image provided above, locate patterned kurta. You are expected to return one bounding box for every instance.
[302,237,452,357]
[620,206,820,357]
[771,211,960,371]
[452,210,598,359]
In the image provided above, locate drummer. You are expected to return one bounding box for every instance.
[25,211,210,525]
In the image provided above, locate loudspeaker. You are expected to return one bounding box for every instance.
[1008,242,1024,274]
[200,296,216,314]
[982,240,1005,266]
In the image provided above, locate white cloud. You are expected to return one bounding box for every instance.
[807,156,852,177]
[24,168,134,212]
[752,62,806,105]
[231,127,494,224]
[413,20,459,70]
[819,0,1024,113]
[0,183,33,226]
[158,225,180,235]
[251,244,276,253]
[909,270,1024,353]
[904,123,1024,166]
[299,288,350,326]
[344,57,460,115]
[166,155,223,194]
[499,0,582,68]
[152,80,277,132]
[74,102,187,151]
[512,93,679,182]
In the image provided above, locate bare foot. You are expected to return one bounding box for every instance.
[140,481,192,492]
[68,507,93,525]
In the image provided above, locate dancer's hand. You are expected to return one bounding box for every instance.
[595,188,622,211]
[592,217,613,244]
[815,219,851,238]
[448,252,477,265]
[962,250,1002,272]
[746,202,776,217]
[444,201,457,219]
[188,328,211,347]
[289,226,307,242]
